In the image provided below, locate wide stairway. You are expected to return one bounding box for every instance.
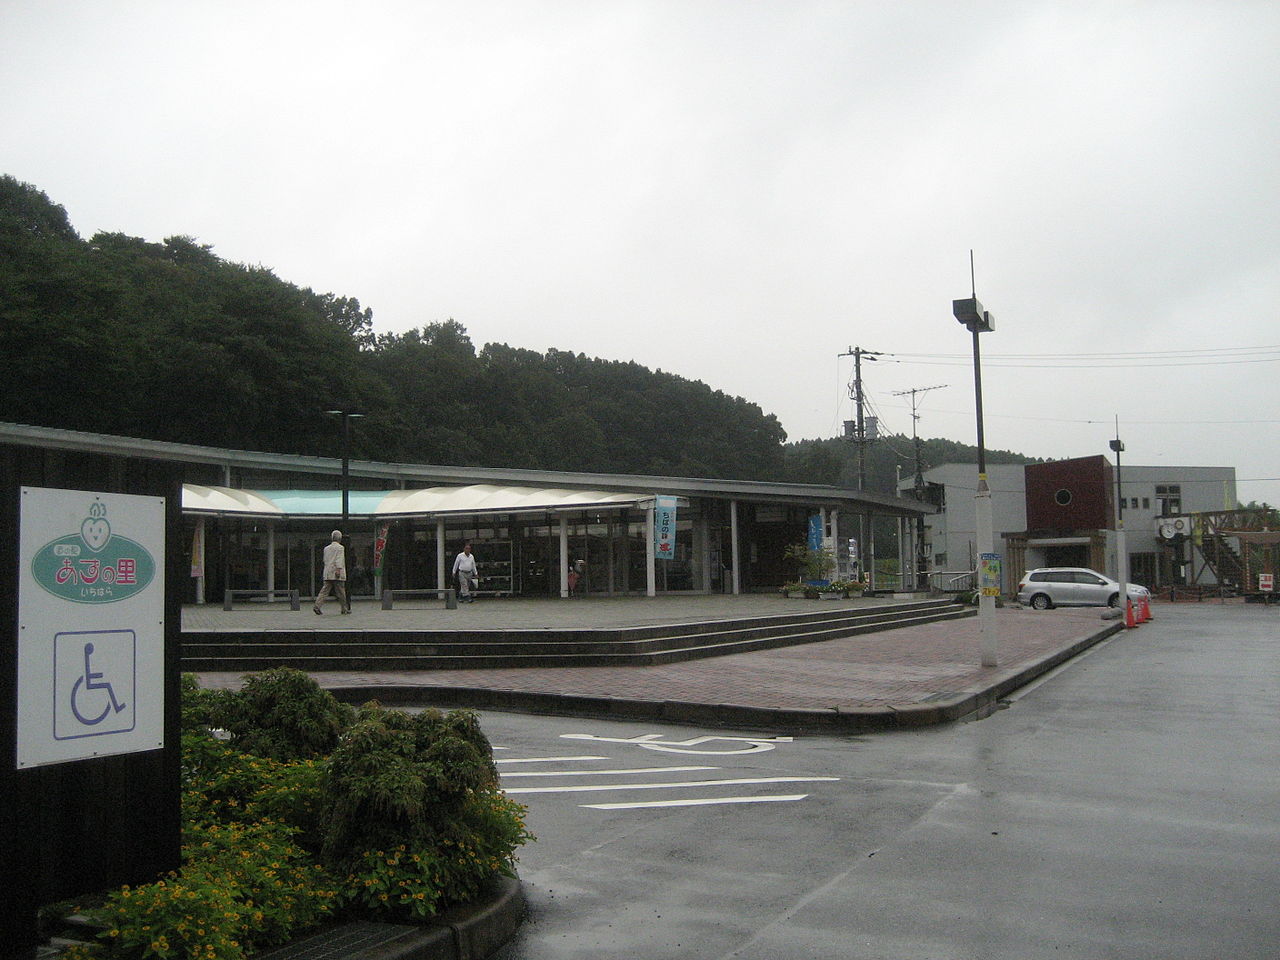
[181,597,973,673]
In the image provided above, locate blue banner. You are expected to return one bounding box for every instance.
[654,496,678,560]
[807,514,823,551]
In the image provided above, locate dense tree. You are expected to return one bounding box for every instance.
[1,175,1037,485]
[780,435,1039,494]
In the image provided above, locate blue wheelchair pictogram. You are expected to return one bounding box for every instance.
[53,629,136,741]
[71,641,128,725]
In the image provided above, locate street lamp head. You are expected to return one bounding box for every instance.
[952,297,994,333]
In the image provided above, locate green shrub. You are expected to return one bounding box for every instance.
[91,819,337,960]
[64,680,532,953]
[178,673,234,733]
[207,668,355,761]
[321,705,532,921]
[181,736,327,850]
[321,706,497,864]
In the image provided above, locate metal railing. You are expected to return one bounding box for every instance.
[928,570,975,593]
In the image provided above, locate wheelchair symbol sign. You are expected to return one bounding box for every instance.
[53,630,136,741]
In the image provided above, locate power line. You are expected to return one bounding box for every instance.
[880,346,1280,369]
[887,344,1280,359]
[875,402,1280,428]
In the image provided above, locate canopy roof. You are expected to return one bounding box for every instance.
[182,483,654,519]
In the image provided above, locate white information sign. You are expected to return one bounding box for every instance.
[17,487,165,768]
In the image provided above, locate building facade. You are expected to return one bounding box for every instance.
[2,421,933,603]
[901,457,1237,592]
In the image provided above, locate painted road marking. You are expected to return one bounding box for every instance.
[503,765,717,778]
[583,794,810,810]
[561,732,793,754]
[495,755,609,764]
[505,776,839,795]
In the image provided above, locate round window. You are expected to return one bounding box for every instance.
[1054,488,1073,506]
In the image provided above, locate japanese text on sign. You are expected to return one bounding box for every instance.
[654,496,678,560]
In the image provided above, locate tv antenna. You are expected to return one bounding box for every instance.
[891,383,947,592]
[891,384,948,497]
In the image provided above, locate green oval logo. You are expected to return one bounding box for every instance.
[31,532,157,604]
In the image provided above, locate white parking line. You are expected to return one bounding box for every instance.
[495,755,609,764]
[583,794,810,810]
[504,776,839,795]
[503,765,716,778]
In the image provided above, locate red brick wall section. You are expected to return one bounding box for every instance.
[1025,455,1114,532]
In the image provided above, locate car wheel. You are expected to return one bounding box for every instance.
[1030,593,1052,610]
[1107,592,1120,608]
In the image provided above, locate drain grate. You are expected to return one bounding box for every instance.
[256,921,420,960]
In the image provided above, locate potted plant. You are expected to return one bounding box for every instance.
[783,542,837,585]
[821,579,859,599]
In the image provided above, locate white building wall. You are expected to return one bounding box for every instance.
[900,464,1026,590]
[1116,465,1236,584]
[906,462,1237,590]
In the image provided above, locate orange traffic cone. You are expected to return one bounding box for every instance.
[1125,599,1138,628]
[1142,595,1153,621]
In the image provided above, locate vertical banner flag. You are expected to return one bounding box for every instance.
[807,514,823,551]
[654,496,678,560]
[190,521,204,579]
[372,523,390,577]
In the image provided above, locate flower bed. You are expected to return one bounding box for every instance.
[47,670,533,959]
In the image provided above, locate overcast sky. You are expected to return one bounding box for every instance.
[4,1,1279,506]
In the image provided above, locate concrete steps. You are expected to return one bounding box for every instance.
[181,598,974,673]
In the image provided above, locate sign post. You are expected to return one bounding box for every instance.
[18,488,165,768]
[2,475,180,954]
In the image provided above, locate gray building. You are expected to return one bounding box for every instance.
[900,459,1237,592]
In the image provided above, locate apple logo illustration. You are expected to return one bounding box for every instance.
[81,502,112,553]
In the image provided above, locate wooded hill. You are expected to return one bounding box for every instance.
[1,175,1034,490]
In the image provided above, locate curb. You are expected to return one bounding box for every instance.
[259,876,526,960]
[325,621,1124,733]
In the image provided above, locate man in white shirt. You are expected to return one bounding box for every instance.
[314,529,351,615]
[452,542,478,603]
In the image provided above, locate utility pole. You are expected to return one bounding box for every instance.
[839,346,881,585]
[892,383,947,591]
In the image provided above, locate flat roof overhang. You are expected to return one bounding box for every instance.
[3,421,935,520]
[181,484,661,520]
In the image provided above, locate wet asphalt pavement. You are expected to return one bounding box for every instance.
[475,604,1279,960]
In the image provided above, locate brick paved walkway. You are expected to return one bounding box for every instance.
[191,597,1123,719]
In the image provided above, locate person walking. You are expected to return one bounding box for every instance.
[452,541,479,603]
[314,529,350,615]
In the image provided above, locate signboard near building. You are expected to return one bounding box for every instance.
[654,495,678,559]
[17,488,166,768]
[1,459,182,953]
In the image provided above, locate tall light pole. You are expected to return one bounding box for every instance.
[325,408,364,530]
[953,269,998,667]
[1111,424,1129,624]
